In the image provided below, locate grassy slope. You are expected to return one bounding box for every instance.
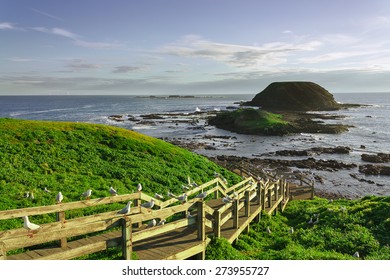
[206,196,390,260]
[0,118,241,229]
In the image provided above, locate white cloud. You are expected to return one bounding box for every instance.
[32,26,121,49]
[161,35,322,69]
[0,22,15,30]
[31,8,63,21]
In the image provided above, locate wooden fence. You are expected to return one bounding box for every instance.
[0,176,290,260]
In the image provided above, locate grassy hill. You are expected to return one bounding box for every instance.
[0,118,240,228]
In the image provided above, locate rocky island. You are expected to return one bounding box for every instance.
[208,81,358,135]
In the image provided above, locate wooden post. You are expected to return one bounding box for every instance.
[311,182,315,199]
[279,181,285,212]
[261,188,266,211]
[133,199,142,228]
[267,187,272,209]
[122,217,132,260]
[233,199,239,229]
[56,211,67,249]
[197,201,205,241]
[213,210,221,238]
[245,191,250,217]
[0,241,6,260]
[257,182,261,205]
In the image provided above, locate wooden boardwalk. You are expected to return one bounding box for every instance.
[1,176,294,260]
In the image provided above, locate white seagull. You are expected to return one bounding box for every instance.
[117,201,133,215]
[157,219,166,226]
[176,194,188,204]
[109,187,118,196]
[23,216,41,238]
[56,192,63,204]
[80,189,92,200]
[30,192,35,200]
[167,191,177,198]
[289,227,294,234]
[147,219,157,228]
[353,251,360,258]
[266,226,272,234]
[187,212,194,218]
[141,199,155,212]
[196,191,208,199]
[155,193,164,200]
[307,217,313,225]
[222,195,233,203]
[44,187,51,193]
[137,183,142,192]
[24,192,30,199]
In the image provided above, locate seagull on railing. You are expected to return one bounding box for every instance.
[109,187,118,196]
[167,191,177,198]
[157,219,166,226]
[196,191,208,200]
[222,196,233,203]
[147,219,157,228]
[23,216,41,238]
[141,198,155,212]
[117,201,132,215]
[191,182,199,187]
[56,192,63,204]
[137,183,142,192]
[80,189,92,200]
[177,194,188,204]
[155,193,164,200]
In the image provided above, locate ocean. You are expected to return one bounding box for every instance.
[0,92,389,198]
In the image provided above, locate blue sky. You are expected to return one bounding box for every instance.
[1,0,390,95]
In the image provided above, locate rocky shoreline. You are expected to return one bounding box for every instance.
[107,108,388,199]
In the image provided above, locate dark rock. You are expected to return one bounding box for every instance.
[359,164,390,175]
[361,153,390,163]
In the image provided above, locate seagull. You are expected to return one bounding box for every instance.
[157,219,166,226]
[187,212,194,218]
[80,189,92,200]
[155,193,164,200]
[44,187,51,193]
[117,201,132,215]
[109,187,118,196]
[222,196,232,203]
[353,251,360,258]
[30,192,35,200]
[137,183,142,192]
[289,227,294,234]
[141,199,155,212]
[56,192,63,204]
[147,219,157,228]
[307,217,313,225]
[232,192,238,199]
[191,182,199,187]
[195,191,208,199]
[222,178,228,185]
[182,185,190,191]
[266,226,272,234]
[24,192,30,199]
[177,194,188,204]
[214,172,220,178]
[167,191,177,198]
[23,216,41,238]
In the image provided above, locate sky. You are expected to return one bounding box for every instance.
[1,0,390,95]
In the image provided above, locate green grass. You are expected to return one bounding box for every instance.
[208,108,289,134]
[206,196,390,260]
[0,118,241,230]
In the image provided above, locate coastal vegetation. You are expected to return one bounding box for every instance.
[206,196,390,260]
[0,118,388,260]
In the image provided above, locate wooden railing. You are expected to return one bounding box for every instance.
[0,176,290,260]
